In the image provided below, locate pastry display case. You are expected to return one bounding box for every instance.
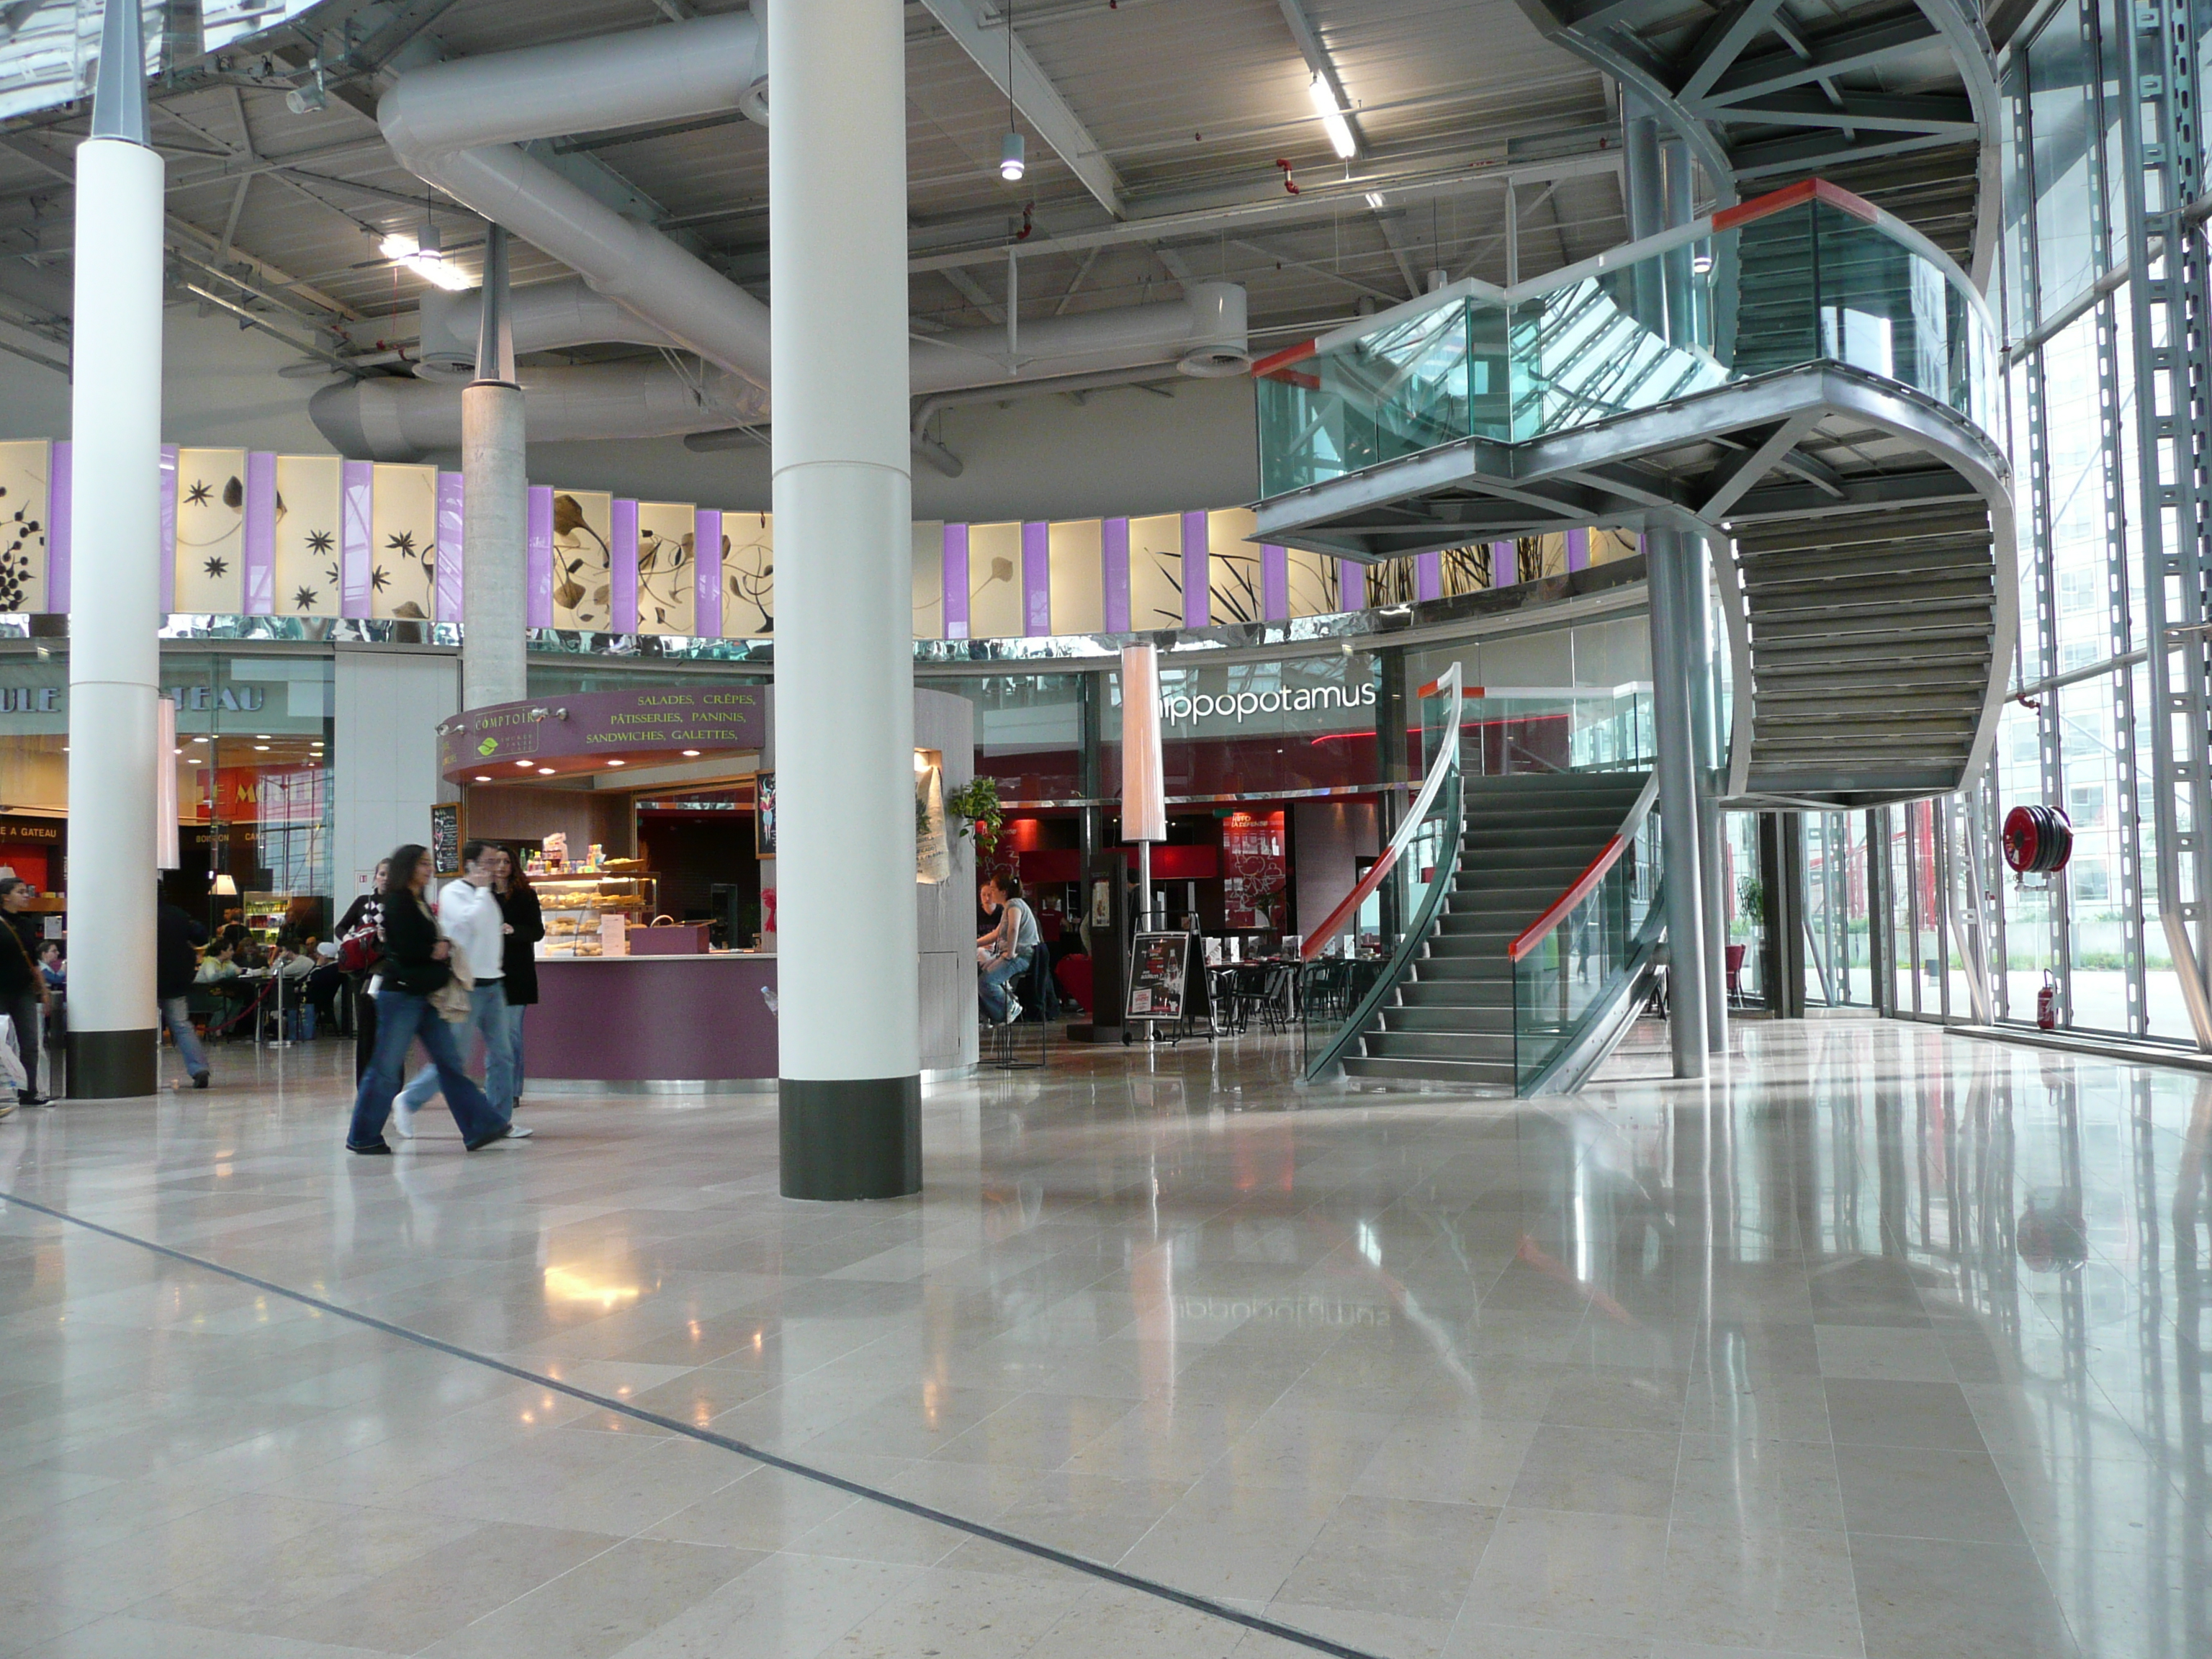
[536,873,657,957]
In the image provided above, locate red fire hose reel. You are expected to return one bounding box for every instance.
[2003,804,2074,876]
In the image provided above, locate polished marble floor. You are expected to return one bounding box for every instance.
[0,1014,2206,1658]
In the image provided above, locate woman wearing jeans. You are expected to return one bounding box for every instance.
[345,843,514,1155]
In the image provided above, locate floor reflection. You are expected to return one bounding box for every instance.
[0,1017,2206,1655]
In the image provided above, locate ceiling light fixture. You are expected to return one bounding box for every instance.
[475,775,492,782]
[998,1,1025,181]
[1309,74,1357,161]
[681,749,701,757]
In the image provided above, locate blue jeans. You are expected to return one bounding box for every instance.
[395,981,513,1121]
[980,950,1030,1021]
[504,1002,527,1100]
[347,986,505,1148]
[159,994,207,1078]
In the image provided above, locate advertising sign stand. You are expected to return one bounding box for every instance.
[1122,930,1215,1046]
[1067,852,1130,1044]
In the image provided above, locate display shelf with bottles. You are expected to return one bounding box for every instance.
[243,892,292,949]
[536,873,657,957]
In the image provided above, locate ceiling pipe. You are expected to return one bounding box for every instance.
[341,11,1250,459]
[308,361,760,459]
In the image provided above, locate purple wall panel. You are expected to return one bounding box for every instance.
[1261,544,1289,621]
[1493,540,1517,587]
[48,441,71,614]
[241,451,276,615]
[1102,517,1130,633]
[1414,551,1442,603]
[695,507,722,637]
[1565,527,1589,572]
[526,486,554,628]
[1181,509,1209,629]
[1340,559,1366,611]
[435,470,465,623]
[1021,521,1051,634]
[157,444,175,613]
[610,498,639,634]
[341,461,374,618]
[942,523,970,639]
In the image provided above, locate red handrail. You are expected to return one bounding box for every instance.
[1299,842,1406,963]
[1507,835,1628,963]
[1300,664,1464,962]
[1504,773,1660,963]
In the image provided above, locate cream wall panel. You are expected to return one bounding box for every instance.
[912,521,943,639]
[1287,548,1341,618]
[369,463,439,621]
[0,441,48,613]
[549,489,614,630]
[967,521,1021,640]
[637,502,696,636]
[723,510,773,638]
[1207,506,1260,625]
[1128,513,1181,632]
[173,446,245,614]
[1048,518,1102,635]
[274,454,342,617]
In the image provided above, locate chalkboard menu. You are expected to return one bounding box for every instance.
[1125,931,1193,1025]
[430,802,462,878]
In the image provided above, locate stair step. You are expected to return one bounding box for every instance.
[1343,1055,1517,1089]
[1365,1030,1516,1061]
[1383,1004,1515,1033]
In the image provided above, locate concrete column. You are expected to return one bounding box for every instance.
[462,224,527,709]
[66,1,163,1098]
[1684,535,1727,1053]
[1647,526,1707,1079]
[769,0,920,1200]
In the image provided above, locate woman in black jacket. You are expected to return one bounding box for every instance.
[493,849,544,1106]
[343,844,512,1154]
[333,858,387,1080]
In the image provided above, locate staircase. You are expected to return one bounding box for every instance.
[1342,772,1650,1089]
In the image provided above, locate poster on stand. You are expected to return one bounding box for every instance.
[1124,931,1192,1024]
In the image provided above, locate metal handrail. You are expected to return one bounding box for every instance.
[1298,662,1465,963]
[1505,772,1660,964]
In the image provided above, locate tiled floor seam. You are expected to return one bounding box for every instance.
[0,1183,1393,1659]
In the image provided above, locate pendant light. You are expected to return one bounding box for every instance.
[999,1,1025,181]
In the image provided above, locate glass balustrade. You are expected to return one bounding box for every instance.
[1257,189,1999,499]
[1299,674,1464,1077]
[1509,796,1666,1092]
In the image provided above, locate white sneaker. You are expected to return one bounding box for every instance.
[1004,995,1023,1025]
[392,1095,418,1138]
[502,1122,534,1139]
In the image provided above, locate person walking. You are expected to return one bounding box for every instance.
[334,860,387,1080]
[345,843,514,1155]
[156,898,210,1089]
[0,878,52,1106]
[493,848,544,1108]
[387,840,529,1141]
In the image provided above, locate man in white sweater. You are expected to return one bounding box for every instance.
[392,840,533,1139]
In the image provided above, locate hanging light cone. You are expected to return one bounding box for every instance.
[999,129,1025,182]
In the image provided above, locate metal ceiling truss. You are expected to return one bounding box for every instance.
[1511,0,2002,281]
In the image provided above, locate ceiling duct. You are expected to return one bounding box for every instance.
[320,12,1249,460]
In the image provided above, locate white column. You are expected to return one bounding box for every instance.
[65,9,165,1099]
[463,224,527,710]
[65,126,163,1092]
[768,0,921,1199]
[1647,526,1708,1080]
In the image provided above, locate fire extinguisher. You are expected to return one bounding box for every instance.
[2037,970,2059,1030]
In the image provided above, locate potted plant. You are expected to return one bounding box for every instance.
[943,775,1004,860]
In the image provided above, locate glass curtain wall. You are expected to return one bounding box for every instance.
[1852,0,2198,1040]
